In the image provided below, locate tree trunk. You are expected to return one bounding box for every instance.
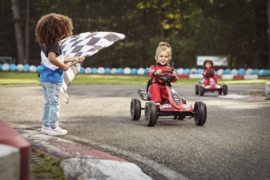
[268,0,270,69]
[11,0,24,64]
[158,4,164,37]
[25,0,29,64]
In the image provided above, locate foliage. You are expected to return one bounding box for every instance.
[0,0,268,68]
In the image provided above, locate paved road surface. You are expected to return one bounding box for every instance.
[1,84,269,180]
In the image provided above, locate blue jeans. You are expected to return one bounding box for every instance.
[40,82,62,128]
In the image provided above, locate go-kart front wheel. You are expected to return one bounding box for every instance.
[223,84,228,95]
[130,98,141,120]
[193,101,207,126]
[145,101,158,126]
[195,84,199,95]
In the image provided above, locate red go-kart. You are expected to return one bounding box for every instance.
[130,69,207,127]
[195,69,228,96]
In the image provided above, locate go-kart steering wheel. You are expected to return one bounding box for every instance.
[155,69,175,85]
[205,69,214,78]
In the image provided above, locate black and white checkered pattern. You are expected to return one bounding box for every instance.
[59,32,125,104]
[60,32,125,58]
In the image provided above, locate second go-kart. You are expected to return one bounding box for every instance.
[195,69,228,96]
[130,69,207,127]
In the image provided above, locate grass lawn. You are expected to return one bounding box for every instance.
[0,72,269,85]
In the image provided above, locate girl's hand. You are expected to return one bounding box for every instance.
[78,57,85,63]
[203,72,206,75]
[62,65,70,71]
[155,69,162,75]
[172,71,176,77]
[75,57,85,63]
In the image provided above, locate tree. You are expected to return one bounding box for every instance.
[0,0,268,68]
[11,0,25,64]
[267,0,270,69]
[25,0,29,64]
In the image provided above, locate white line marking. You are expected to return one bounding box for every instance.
[218,94,250,99]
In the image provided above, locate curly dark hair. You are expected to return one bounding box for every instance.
[35,13,73,46]
[203,59,214,69]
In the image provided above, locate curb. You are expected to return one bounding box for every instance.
[16,129,153,180]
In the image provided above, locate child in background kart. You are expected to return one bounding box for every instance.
[147,42,178,104]
[202,59,218,86]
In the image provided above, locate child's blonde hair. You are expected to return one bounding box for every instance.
[35,13,73,46]
[155,42,172,65]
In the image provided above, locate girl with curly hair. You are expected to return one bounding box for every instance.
[35,13,85,136]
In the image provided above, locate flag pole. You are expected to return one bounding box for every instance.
[68,59,80,67]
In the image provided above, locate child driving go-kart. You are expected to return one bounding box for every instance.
[147,42,178,104]
[130,42,207,127]
[195,59,228,96]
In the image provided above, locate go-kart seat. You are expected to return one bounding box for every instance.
[146,80,151,100]
[146,80,151,93]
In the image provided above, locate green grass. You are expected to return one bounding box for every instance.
[0,72,268,85]
[0,72,40,85]
[31,152,66,180]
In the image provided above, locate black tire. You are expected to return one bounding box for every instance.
[223,84,228,95]
[193,101,207,126]
[177,114,186,120]
[130,98,141,120]
[195,84,199,95]
[199,86,204,96]
[218,84,222,95]
[145,101,158,126]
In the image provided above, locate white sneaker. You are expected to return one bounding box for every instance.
[156,102,161,106]
[41,126,49,134]
[48,126,67,136]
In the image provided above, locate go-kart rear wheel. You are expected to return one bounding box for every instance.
[130,98,141,120]
[223,84,228,95]
[195,84,199,95]
[199,85,204,96]
[193,101,207,126]
[218,84,222,95]
[145,101,158,126]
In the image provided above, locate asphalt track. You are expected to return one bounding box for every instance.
[1,83,270,180]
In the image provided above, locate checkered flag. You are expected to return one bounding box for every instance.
[59,32,125,104]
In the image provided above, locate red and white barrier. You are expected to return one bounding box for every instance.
[0,120,31,180]
[177,74,258,80]
[0,144,20,180]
